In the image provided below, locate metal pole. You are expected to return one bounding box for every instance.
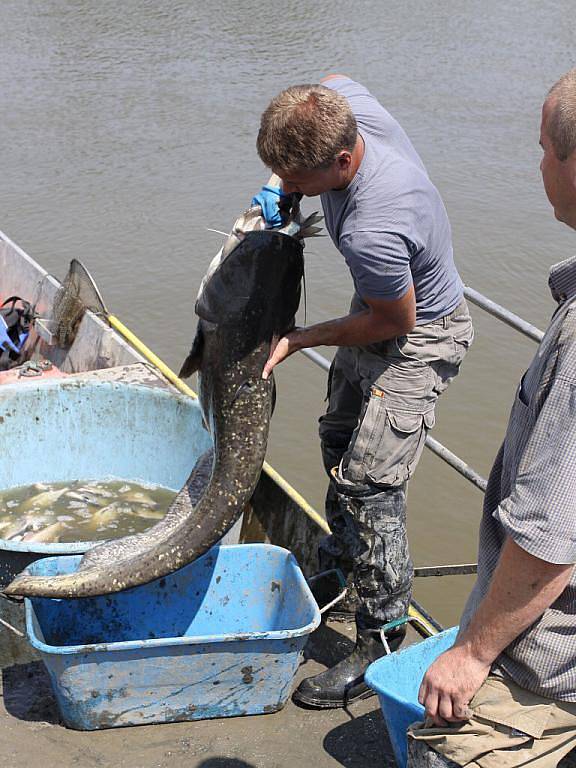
[425,436,487,493]
[301,347,330,372]
[464,286,544,343]
[414,564,477,577]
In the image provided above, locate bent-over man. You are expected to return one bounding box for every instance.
[253,75,473,708]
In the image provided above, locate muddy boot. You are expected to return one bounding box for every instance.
[293,625,405,709]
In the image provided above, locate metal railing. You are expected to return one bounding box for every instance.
[464,286,544,344]
[299,285,545,578]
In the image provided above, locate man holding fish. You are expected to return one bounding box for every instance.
[253,75,473,707]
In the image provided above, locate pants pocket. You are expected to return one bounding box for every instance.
[345,387,435,487]
[469,676,553,739]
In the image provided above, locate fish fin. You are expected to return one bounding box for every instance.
[298,212,325,240]
[179,324,204,378]
[303,212,323,226]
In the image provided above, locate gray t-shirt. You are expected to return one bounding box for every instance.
[459,256,576,701]
[322,77,463,324]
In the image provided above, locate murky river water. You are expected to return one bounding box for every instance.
[0,1,574,625]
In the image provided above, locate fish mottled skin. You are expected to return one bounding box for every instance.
[5,215,308,598]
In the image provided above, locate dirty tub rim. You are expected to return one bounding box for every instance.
[24,543,322,656]
[0,537,93,556]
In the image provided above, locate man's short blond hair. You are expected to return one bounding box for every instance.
[257,84,357,173]
[547,68,576,161]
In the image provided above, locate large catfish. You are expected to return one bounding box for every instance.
[5,198,321,598]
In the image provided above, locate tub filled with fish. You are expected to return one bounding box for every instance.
[0,377,212,587]
[0,377,212,667]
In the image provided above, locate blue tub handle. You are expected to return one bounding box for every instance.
[307,568,348,615]
[0,615,24,637]
[379,615,433,654]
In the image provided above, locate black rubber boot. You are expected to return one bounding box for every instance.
[293,626,406,709]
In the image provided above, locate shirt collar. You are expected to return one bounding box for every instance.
[548,255,576,304]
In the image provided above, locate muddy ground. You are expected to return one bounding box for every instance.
[0,618,398,768]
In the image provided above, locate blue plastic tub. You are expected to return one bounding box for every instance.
[24,544,320,730]
[365,626,459,768]
[0,378,212,587]
[0,378,218,670]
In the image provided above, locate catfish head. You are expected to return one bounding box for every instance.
[180,196,320,378]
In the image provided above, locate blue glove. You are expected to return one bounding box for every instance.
[251,185,286,228]
[0,317,19,354]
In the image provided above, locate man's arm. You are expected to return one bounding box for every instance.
[419,536,574,726]
[262,287,416,379]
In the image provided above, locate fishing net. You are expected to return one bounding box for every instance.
[52,259,107,346]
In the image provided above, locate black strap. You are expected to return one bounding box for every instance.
[1,296,35,321]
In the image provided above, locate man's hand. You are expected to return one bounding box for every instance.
[262,332,301,380]
[418,644,491,726]
[251,185,286,228]
[418,536,574,726]
[417,538,575,728]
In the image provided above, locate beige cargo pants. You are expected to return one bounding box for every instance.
[408,675,576,768]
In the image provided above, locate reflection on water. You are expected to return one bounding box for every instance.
[0,0,574,623]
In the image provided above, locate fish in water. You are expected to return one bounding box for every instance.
[77,449,214,566]
[5,197,321,598]
[18,488,66,512]
[21,521,66,543]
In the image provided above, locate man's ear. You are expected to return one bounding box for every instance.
[336,151,352,170]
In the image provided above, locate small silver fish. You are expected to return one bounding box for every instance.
[3,516,39,540]
[19,489,66,511]
[78,486,114,499]
[90,503,122,527]
[121,491,157,506]
[22,521,66,543]
[66,491,105,507]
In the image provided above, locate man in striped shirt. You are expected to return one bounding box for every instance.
[409,67,576,768]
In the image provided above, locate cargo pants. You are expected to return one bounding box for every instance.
[318,296,473,627]
[408,675,576,768]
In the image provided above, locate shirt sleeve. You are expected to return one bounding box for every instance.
[494,370,576,564]
[340,230,413,301]
[323,77,392,136]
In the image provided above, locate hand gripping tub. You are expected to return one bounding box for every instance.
[365,626,459,768]
[24,544,321,730]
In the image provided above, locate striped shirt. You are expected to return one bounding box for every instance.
[460,254,576,701]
